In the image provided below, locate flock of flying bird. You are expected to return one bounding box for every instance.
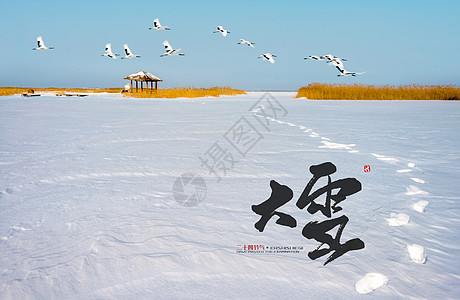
[32,18,364,77]
[305,55,365,77]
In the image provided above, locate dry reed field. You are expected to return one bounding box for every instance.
[0,87,27,96]
[296,83,460,100]
[0,86,245,98]
[0,87,121,96]
[125,86,246,98]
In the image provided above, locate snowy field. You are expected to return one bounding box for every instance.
[0,92,459,299]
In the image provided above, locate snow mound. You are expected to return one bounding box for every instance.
[355,273,388,294]
[407,244,426,264]
[319,141,355,150]
[397,169,412,173]
[407,162,416,168]
[411,178,426,183]
[372,153,399,163]
[406,185,429,195]
[387,213,410,226]
[412,200,429,213]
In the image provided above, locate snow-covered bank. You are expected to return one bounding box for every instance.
[0,93,459,299]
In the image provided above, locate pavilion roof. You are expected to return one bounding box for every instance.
[124,71,162,82]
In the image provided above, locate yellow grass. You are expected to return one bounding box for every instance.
[0,86,246,98]
[0,87,121,96]
[0,87,27,96]
[125,86,246,98]
[296,83,460,100]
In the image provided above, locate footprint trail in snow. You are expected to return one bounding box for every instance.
[253,108,431,295]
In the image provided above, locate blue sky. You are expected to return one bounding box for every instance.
[1,0,459,90]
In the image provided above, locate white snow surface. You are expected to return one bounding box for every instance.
[0,92,459,299]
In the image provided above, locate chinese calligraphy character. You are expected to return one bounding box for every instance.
[251,180,297,232]
[302,215,365,265]
[252,162,365,265]
[297,162,362,217]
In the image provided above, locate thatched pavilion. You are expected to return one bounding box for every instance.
[124,71,162,91]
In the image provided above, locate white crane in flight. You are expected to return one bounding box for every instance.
[149,18,171,30]
[304,55,322,61]
[33,36,54,50]
[238,39,255,48]
[258,53,277,64]
[121,44,141,59]
[213,26,230,37]
[101,43,119,59]
[160,40,185,56]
